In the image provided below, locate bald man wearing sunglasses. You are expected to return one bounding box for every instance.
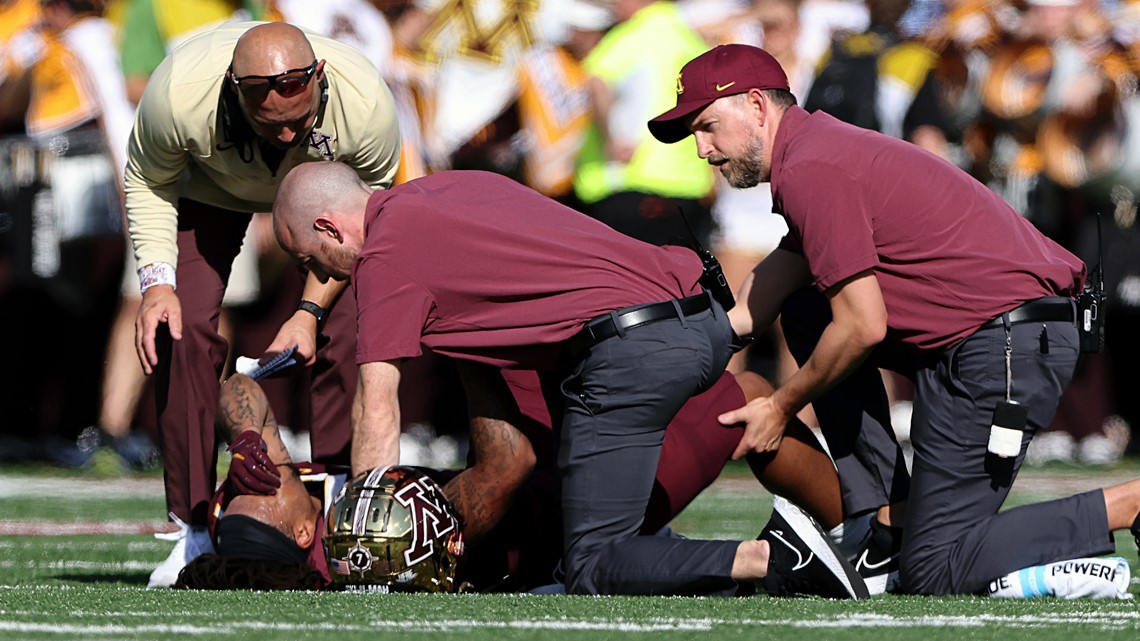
[122,20,401,589]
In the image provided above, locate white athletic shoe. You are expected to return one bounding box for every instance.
[1025,431,1076,465]
[829,511,902,596]
[146,513,214,589]
[759,496,870,599]
[1076,416,1131,466]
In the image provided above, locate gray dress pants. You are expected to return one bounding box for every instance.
[782,287,1111,594]
[558,298,740,595]
[900,320,1111,595]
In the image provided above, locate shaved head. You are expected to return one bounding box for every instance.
[273,161,373,282]
[275,161,370,235]
[229,23,324,148]
[231,23,316,76]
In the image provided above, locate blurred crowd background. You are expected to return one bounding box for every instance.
[2,0,1138,474]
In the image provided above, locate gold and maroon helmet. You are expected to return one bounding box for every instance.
[324,466,465,593]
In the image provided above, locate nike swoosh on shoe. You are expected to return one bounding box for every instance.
[855,548,898,573]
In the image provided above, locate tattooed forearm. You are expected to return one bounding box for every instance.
[469,415,522,459]
[215,375,292,464]
[261,419,291,465]
[444,362,539,540]
[216,380,263,435]
[443,472,501,543]
[444,414,536,542]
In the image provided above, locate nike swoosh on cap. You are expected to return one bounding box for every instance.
[715,81,736,91]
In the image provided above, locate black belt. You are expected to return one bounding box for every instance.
[980,296,1075,330]
[567,293,712,358]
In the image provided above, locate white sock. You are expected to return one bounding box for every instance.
[829,512,873,561]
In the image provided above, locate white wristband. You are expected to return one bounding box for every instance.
[138,262,176,293]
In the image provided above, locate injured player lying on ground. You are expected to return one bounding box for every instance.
[174,371,1131,599]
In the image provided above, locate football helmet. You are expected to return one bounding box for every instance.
[324,466,464,593]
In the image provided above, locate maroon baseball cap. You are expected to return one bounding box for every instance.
[649,44,789,144]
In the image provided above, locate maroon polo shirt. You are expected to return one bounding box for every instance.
[353,171,704,370]
[771,106,1085,352]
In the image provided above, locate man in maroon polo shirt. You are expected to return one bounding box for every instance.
[649,43,1140,596]
[270,161,870,597]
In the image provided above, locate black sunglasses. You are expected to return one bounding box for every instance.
[229,60,319,101]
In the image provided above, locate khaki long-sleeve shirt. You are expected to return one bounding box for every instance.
[124,21,400,270]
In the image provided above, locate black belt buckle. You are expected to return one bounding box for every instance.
[982,297,1075,330]
[567,294,712,359]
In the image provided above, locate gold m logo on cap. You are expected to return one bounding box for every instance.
[676,72,684,95]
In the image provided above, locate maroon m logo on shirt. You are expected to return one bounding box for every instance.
[308,131,333,159]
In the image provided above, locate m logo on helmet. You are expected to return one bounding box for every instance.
[324,465,464,592]
[395,479,457,566]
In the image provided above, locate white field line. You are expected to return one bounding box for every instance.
[0,521,175,536]
[0,560,156,571]
[0,620,713,635]
[1,612,1140,635]
[785,612,1140,627]
[0,475,172,536]
[0,610,222,618]
[0,541,166,551]
[0,475,165,498]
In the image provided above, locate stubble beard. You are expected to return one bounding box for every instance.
[320,242,354,282]
[334,244,356,281]
[722,136,766,189]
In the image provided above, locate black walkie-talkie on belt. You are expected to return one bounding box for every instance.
[1077,212,1106,353]
[676,207,736,312]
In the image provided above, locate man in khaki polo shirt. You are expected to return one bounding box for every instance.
[122,20,400,588]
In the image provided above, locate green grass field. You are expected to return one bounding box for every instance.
[2,461,1139,641]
